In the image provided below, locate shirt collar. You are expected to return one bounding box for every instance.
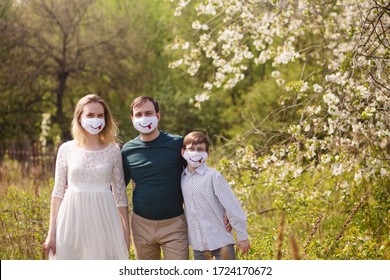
[184,163,208,176]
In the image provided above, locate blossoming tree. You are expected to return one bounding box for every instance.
[168,0,389,258]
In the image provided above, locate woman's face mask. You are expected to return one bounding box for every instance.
[81,118,105,135]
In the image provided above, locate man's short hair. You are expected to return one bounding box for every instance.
[130,96,160,116]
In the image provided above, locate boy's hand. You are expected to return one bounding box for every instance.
[236,239,250,255]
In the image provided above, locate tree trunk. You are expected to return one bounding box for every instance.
[55,71,70,141]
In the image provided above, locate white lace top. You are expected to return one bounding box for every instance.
[51,140,128,207]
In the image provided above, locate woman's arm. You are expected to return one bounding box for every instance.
[112,145,130,250]
[118,206,130,250]
[44,142,68,257]
[44,197,62,256]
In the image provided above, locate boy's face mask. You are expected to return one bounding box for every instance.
[132,116,158,134]
[183,150,208,168]
[81,118,105,135]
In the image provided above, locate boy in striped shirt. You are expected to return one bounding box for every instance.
[181,131,250,260]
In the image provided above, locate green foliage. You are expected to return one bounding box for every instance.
[0,175,51,260]
[0,148,388,260]
[0,0,388,261]
[214,145,389,260]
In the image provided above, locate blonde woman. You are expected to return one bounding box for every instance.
[44,94,130,259]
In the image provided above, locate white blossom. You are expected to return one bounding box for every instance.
[273,45,300,66]
[331,163,344,176]
[313,84,323,93]
[271,70,281,78]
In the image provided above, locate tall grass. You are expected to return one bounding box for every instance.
[0,157,51,259]
[0,156,389,260]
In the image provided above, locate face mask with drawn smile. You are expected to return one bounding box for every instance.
[183,150,208,168]
[132,116,158,134]
[81,118,105,135]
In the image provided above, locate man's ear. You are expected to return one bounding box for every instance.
[130,114,133,121]
[181,148,185,157]
[156,112,161,121]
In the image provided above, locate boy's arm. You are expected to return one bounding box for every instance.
[212,171,249,242]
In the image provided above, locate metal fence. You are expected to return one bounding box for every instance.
[0,141,58,178]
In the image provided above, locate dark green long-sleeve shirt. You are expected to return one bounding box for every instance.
[121,131,186,220]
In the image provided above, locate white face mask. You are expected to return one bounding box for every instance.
[81,118,105,135]
[132,116,158,134]
[183,150,208,168]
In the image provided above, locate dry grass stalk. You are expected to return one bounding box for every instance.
[335,190,369,241]
[304,213,323,253]
[326,190,370,258]
[276,214,285,260]
[289,232,301,260]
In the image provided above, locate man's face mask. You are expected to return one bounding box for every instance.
[132,116,158,134]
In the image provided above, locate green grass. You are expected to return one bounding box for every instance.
[0,157,388,260]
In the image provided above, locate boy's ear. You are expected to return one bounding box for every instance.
[181,148,185,156]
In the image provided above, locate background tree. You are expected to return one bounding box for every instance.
[169,0,389,259]
[0,0,388,260]
[0,0,230,143]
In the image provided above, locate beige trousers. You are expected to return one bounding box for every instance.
[130,212,189,260]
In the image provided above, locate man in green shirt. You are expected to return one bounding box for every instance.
[121,96,189,260]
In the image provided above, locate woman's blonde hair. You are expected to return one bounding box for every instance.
[71,94,118,146]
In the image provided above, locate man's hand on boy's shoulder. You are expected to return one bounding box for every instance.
[236,239,250,255]
[224,215,232,233]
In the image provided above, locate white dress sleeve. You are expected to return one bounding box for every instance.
[51,142,69,199]
[111,144,128,207]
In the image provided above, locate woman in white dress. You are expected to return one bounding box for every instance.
[44,94,130,259]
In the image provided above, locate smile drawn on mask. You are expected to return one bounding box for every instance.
[90,124,103,130]
[139,123,152,129]
[189,157,204,164]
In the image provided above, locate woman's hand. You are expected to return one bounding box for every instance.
[44,234,56,257]
[124,233,130,251]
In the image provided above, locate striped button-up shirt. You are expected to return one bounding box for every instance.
[181,164,248,251]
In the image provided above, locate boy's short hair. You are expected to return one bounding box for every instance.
[130,96,160,116]
[183,131,210,152]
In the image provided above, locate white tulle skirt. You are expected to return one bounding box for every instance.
[50,187,129,260]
